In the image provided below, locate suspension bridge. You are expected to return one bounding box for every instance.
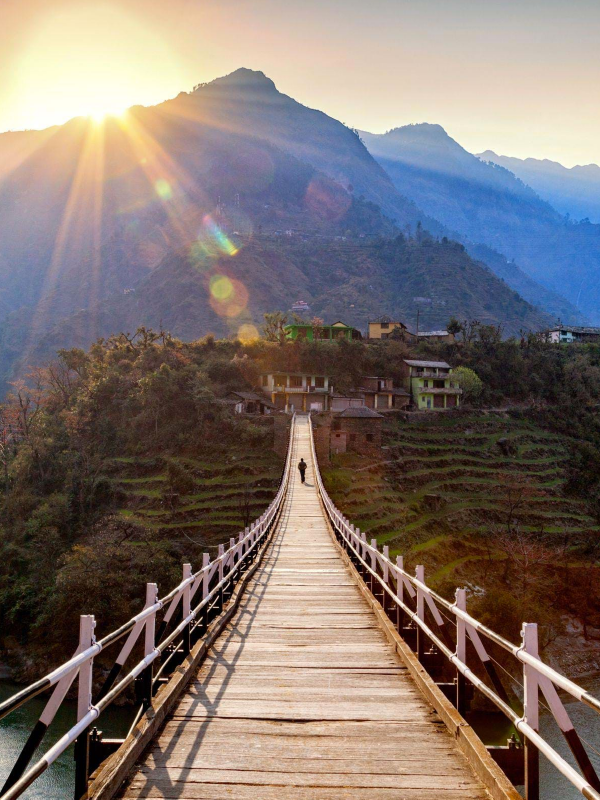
[1,414,599,800]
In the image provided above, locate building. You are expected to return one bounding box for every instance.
[368,316,410,340]
[401,360,462,410]
[417,330,455,343]
[284,320,362,342]
[291,300,311,315]
[331,406,383,454]
[260,373,333,412]
[331,395,366,412]
[368,316,454,343]
[545,325,600,344]
[225,391,275,415]
[356,376,410,411]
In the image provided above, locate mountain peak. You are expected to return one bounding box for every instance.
[197,68,278,95]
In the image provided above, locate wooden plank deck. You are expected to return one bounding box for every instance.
[117,417,492,799]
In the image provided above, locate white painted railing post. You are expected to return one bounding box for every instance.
[370,539,377,594]
[73,614,95,798]
[522,622,540,800]
[416,565,425,662]
[142,583,158,710]
[182,564,192,656]
[382,546,389,615]
[396,556,404,632]
[455,588,467,714]
[217,544,225,612]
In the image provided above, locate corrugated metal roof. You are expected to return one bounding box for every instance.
[404,359,451,369]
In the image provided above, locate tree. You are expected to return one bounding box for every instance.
[262,312,289,344]
[453,366,483,403]
[447,317,463,338]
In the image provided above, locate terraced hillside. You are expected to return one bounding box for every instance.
[108,447,282,553]
[322,412,600,644]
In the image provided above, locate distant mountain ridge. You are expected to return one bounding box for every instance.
[0,69,559,389]
[361,123,600,322]
[479,150,600,224]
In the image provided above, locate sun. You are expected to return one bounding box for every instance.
[13,4,184,131]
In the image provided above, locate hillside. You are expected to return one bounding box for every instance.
[480,151,600,224]
[1,235,552,386]
[0,69,557,391]
[323,412,600,668]
[361,124,600,322]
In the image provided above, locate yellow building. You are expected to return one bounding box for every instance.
[368,317,410,340]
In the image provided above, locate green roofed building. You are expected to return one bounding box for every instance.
[284,320,362,342]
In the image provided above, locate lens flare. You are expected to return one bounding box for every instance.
[237,323,259,343]
[209,275,249,318]
[210,274,234,301]
[155,178,173,200]
[200,214,239,256]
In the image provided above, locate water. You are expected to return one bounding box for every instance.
[0,681,132,800]
[1,677,599,798]
[469,676,600,799]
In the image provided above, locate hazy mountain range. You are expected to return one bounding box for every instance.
[0,68,597,388]
[360,123,600,322]
[479,151,600,224]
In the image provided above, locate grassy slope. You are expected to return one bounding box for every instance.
[321,412,600,660]
[108,448,282,552]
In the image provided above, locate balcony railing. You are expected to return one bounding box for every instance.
[273,385,331,394]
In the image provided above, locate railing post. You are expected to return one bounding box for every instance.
[455,588,467,715]
[73,614,95,800]
[217,544,225,613]
[382,546,389,616]
[370,539,377,595]
[182,564,192,657]
[522,622,540,800]
[142,583,158,711]
[416,565,425,662]
[198,553,210,635]
[396,556,405,632]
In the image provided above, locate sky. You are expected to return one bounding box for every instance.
[1,0,599,167]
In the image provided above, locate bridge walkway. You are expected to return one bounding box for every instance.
[117,416,492,799]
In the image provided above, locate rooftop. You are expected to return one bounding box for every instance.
[338,406,384,419]
[404,359,452,369]
[417,330,450,337]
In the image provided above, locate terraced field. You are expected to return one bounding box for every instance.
[322,412,600,585]
[108,449,283,552]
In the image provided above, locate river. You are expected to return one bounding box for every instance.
[0,681,131,799]
[1,678,599,798]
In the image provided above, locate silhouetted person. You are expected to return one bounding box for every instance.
[298,458,307,483]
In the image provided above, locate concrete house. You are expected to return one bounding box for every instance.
[260,373,333,412]
[402,360,462,410]
[356,376,410,411]
[545,325,600,344]
[285,320,362,342]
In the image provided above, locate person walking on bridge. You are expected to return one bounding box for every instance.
[298,458,307,484]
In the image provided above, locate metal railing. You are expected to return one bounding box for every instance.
[0,415,297,800]
[307,413,600,800]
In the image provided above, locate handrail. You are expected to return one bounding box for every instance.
[307,412,600,800]
[0,414,297,800]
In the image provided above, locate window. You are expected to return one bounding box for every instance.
[366,433,374,442]
[274,374,287,387]
[262,375,269,387]
[314,376,325,388]
[289,375,303,388]
[349,433,357,443]
[381,322,389,329]
[423,380,429,388]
